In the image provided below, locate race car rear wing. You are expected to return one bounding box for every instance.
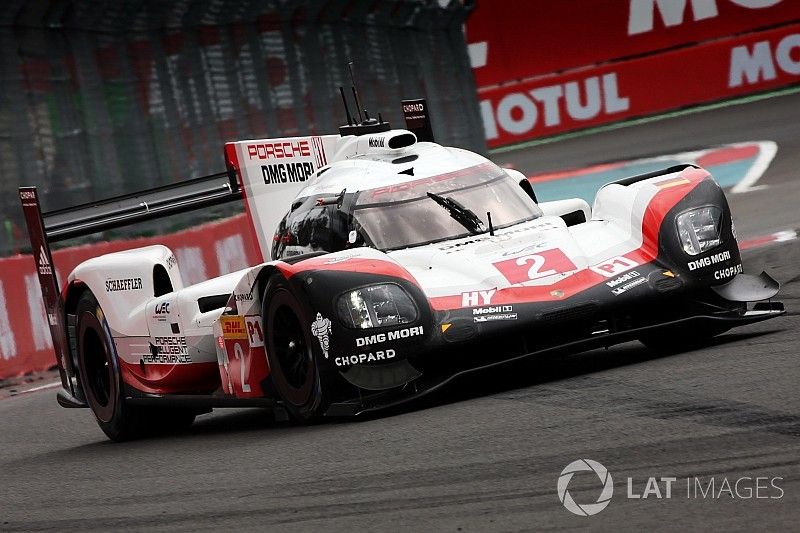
[31,171,241,243]
[18,170,242,400]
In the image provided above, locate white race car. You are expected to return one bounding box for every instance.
[21,97,783,440]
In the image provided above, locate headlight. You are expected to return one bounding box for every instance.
[337,284,418,329]
[676,206,722,256]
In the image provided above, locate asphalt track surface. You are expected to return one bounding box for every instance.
[2,93,799,531]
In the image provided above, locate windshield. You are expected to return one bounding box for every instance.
[353,162,542,250]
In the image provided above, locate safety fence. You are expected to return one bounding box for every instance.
[466,0,800,147]
[0,0,482,259]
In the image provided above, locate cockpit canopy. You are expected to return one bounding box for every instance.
[271,160,542,259]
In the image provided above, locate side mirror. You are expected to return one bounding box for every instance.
[518,179,538,203]
[503,167,538,203]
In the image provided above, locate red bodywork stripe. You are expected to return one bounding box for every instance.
[119,360,220,395]
[277,256,418,284]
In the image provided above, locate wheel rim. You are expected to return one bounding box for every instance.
[272,304,312,389]
[266,287,316,408]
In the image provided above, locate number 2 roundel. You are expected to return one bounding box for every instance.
[493,248,576,285]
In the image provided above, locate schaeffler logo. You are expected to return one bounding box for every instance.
[557,459,614,516]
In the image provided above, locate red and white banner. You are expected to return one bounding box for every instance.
[0,214,257,379]
[467,0,800,88]
[480,23,800,147]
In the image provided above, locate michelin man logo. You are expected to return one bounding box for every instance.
[557,459,613,516]
[310,312,332,359]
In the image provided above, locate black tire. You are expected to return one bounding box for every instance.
[76,292,196,441]
[262,277,331,421]
[639,323,731,353]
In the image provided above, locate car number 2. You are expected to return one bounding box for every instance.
[515,254,556,280]
[493,249,576,285]
[233,342,251,393]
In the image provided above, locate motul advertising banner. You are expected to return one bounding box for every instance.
[467,0,800,88]
[0,214,257,379]
[480,23,800,148]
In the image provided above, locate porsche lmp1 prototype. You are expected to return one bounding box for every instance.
[21,98,784,440]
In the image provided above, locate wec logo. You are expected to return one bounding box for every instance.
[557,459,614,516]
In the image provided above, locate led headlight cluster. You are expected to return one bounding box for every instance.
[676,206,722,256]
[337,284,417,329]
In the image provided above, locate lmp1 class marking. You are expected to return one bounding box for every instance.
[591,256,638,277]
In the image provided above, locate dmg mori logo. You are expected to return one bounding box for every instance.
[557,459,614,516]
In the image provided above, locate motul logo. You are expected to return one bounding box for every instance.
[628,0,784,35]
[729,33,800,88]
[481,73,630,140]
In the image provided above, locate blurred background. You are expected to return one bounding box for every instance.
[0,0,482,257]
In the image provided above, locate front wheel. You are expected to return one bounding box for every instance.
[262,277,332,421]
[76,292,196,441]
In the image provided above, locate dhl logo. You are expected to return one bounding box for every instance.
[220,316,248,340]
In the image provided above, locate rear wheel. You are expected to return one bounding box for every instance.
[263,277,331,421]
[76,292,196,441]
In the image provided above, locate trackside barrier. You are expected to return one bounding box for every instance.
[478,23,800,148]
[466,0,800,87]
[0,214,255,379]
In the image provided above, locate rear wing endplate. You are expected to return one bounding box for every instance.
[18,171,242,396]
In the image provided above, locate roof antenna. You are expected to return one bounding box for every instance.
[351,86,364,123]
[339,87,353,126]
[348,61,364,123]
[337,62,391,136]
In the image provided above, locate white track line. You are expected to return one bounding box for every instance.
[528,141,778,195]
[11,381,61,396]
[731,140,777,193]
[773,229,798,243]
